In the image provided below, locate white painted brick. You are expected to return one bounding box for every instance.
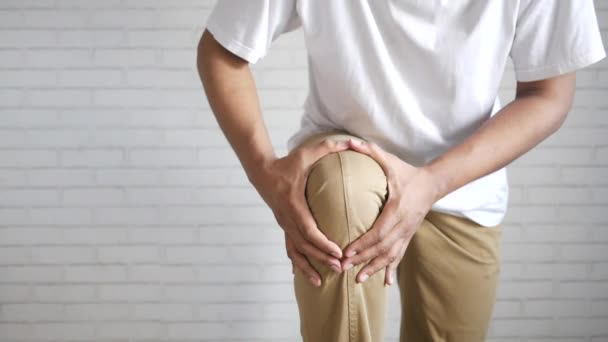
[0,49,22,67]
[31,246,95,264]
[98,284,161,301]
[198,303,260,321]
[0,29,56,47]
[0,149,57,167]
[93,48,157,67]
[95,168,162,186]
[32,323,96,340]
[23,10,88,28]
[199,265,262,283]
[0,266,63,282]
[62,227,127,244]
[0,285,30,302]
[129,264,196,282]
[65,265,127,282]
[127,29,194,48]
[64,303,130,320]
[63,188,125,205]
[93,207,160,224]
[97,245,159,263]
[0,70,57,87]
[57,69,123,87]
[134,303,194,320]
[29,208,91,225]
[498,281,554,299]
[129,227,195,244]
[0,89,24,106]
[90,9,157,28]
[0,189,59,205]
[523,300,587,317]
[559,244,608,261]
[164,284,229,302]
[33,285,95,302]
[0,227,64,245]
[28,89,91,107]
[492,319,553,336]
[165,246,227,264]
[127,68,199,87]
[0,247,30,264]
[1,303,64,321]
[28,169,94,186]
[167,322,228,340]
[26,49,91,67]
[60,148,123,166]
[558,281,608,299]
[57,29,124,47]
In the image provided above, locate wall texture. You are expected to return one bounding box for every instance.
[0,0,607,341]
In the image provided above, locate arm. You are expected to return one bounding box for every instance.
[196,29,276,180]
[339,72,577,286]
[197,29,348,286]
[424,72,576,203]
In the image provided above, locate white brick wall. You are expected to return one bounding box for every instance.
[0,0,606,341]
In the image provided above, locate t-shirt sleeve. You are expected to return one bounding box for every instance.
[509,0,606,82]
[204,0,301,64]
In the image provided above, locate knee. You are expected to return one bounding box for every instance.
[305,150,388,246]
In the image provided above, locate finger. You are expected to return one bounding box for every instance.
[292,197,343,260]
[385,240,409,286]
[347,139,395,179]
[356,255,389,283]
[357,242,403,283]
[300,138,350,169]
[291,249,322,287]
[298,240,342,273]
[286,232,321,286]
[342,224,402,269]
[347,139,384,161]
[283,213,342,270]
[343,200,401,258]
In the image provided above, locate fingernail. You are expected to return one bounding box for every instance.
[343,263,353,271]
[345,250,356,257]
[359,274,369,282]
[330,264,341,273]
[332,251,342,258]
[309,276,320,286]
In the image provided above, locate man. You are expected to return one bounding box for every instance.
[197,1,605,341]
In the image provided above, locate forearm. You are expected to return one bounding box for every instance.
[197,29,276,181]
[424,73,576,202]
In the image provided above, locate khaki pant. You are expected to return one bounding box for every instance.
[291,129,503,342]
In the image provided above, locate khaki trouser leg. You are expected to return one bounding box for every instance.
[290,129,503,342]
[397,210,503,342]
[292,129,389,342]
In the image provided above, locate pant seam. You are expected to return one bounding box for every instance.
[338,151,356,342]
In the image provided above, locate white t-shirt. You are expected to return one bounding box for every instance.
[205,0,606,227]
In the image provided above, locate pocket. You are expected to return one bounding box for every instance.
[423,210,503,266]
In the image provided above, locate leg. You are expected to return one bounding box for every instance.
[397,210,504,342]
[291,129,390,342]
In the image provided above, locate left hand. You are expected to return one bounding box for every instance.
[340,138,440,286]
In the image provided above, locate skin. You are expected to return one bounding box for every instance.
[197,28,576,287]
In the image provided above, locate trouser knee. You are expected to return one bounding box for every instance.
[305,149,388,255]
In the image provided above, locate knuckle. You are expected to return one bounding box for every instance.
[374,230,384,244]
[376,241,390,255]
[301,227,316,241]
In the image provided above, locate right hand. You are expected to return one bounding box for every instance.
[248,138,351,286]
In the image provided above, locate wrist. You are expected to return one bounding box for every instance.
[245,154,277,186]
[420,164,451,203]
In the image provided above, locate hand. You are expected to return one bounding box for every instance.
[249,138,351,287]
[340,138,440,286]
